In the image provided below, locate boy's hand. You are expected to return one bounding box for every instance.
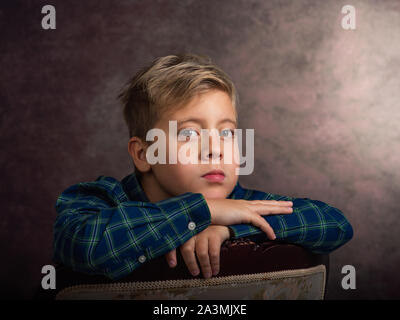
[165,225,230,279]
[205,198,293,240]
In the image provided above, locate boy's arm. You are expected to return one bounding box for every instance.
[228,189,353,254]
[53,177,211,280]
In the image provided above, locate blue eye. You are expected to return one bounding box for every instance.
[178,128,199,139]
[220,129,234,138]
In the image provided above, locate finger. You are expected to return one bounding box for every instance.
[248,214,276,240]
[195,237,212,279]
[208,238,221,276]
[253,205,293,215]
[180,239,200,277]
[165,249,177,268]
[250,200,293,207]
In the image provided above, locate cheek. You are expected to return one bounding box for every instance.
[226,163,239,177]
[169,163,197,175]
[177,138,202,163]
[225,164,239,189]
[222,139,240,161]
[159,163,199,186]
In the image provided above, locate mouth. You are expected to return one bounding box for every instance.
[201,169,225,182]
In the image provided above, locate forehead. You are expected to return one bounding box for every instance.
[164,90,237,124]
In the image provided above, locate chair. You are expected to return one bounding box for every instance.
[38,239,329,300]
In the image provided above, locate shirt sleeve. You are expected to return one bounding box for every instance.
[53,178,211,280]
[228,189,353,254]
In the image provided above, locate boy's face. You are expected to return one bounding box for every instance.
[144,89,240,200]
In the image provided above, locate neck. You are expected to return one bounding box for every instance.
[140,171,172,203]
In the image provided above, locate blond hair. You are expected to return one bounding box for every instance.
[118,53,239,140]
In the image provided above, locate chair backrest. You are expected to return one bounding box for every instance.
[39,239,330,300]
[56,264,326,300]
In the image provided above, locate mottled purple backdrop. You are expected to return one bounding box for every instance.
[1,0,399,299]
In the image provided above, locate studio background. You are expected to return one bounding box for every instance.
[1,0,399,299]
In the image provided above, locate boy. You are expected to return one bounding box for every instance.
[53,53,353,281]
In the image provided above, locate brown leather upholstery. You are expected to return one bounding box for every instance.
[36,239,329,299]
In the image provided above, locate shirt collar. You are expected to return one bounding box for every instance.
[121,171,245,202]
[121,171,150,202]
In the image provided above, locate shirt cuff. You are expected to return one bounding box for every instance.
[228,224,261,239]
[155,192,212,238]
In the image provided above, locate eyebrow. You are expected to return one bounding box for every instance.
[177,117,237,127]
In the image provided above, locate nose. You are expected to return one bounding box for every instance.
[200,129,223,163]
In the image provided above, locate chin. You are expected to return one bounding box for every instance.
[201,190,228,199]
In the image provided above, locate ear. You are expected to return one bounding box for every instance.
[128,137,151,174]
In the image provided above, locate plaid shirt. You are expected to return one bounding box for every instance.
[53,172,353,280]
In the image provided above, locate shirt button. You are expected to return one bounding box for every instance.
[138,255,146,263]
[188,221,196,231]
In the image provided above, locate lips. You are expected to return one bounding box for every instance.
[202,170,225,182]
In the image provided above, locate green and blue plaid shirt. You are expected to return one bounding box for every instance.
[53,172,353,280]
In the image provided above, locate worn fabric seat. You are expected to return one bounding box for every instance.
[38,239,329,300]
